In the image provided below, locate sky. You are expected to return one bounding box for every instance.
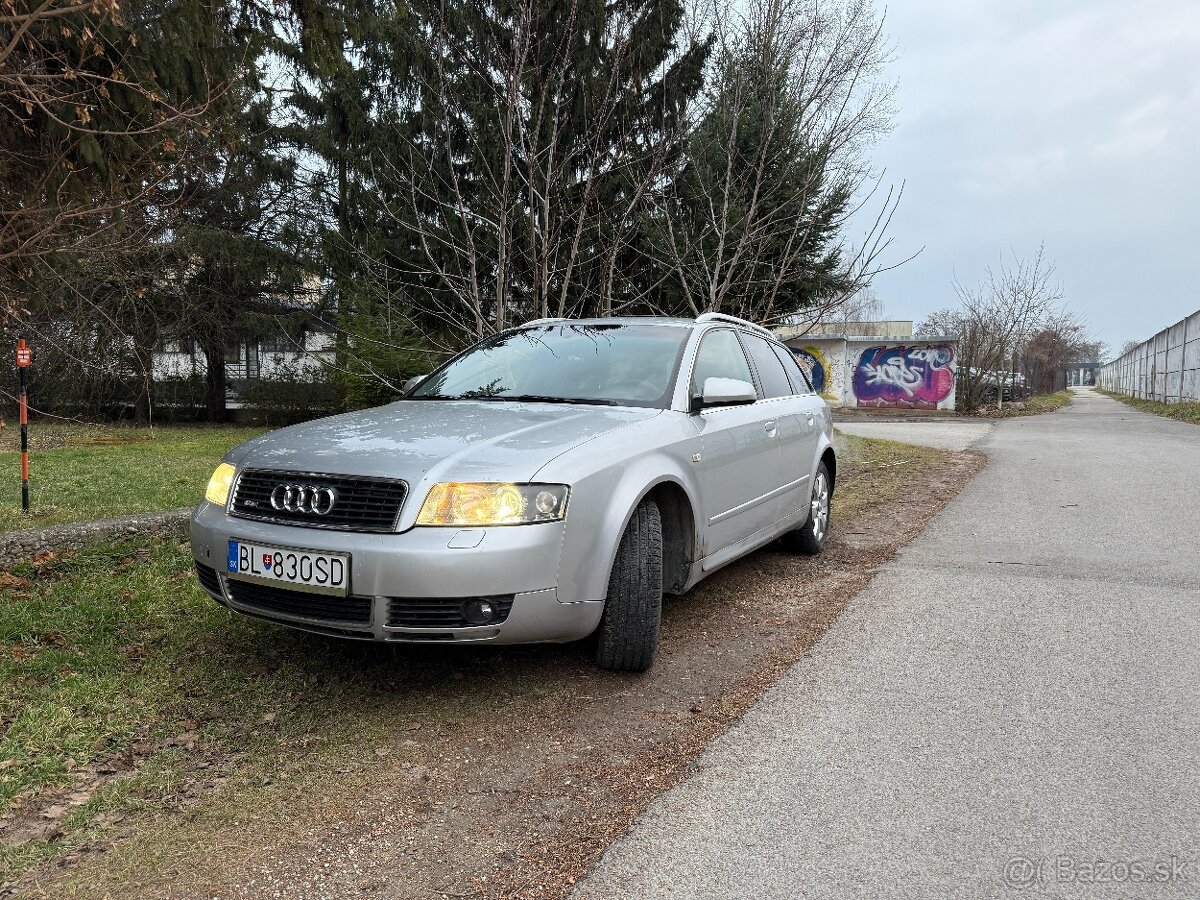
[858,0,1200,354]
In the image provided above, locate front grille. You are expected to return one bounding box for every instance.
[386,596,515,629]
[230,469,407,532]
[226,578,372,624]
[195,562,222,597]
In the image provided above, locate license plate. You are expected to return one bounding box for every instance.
[226,540,350,596]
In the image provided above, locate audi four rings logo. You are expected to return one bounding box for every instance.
[270,483,338,515]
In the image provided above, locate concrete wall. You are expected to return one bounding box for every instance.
[1099,309,1200,403]
[782,336,958,410]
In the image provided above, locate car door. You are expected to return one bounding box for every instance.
[740,333,815,524]
[689,328,785,559]
[770,341,824,519]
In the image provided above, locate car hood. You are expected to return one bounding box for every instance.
[226,400,660,488]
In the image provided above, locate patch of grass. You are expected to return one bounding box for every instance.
[975,390,1072,418]
[0,435,955,888]
[1021,390,1073,414]
[1097,389,1200,425]
[1,524,590,885]
[0,424,264,533]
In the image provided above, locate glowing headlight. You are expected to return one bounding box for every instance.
[416,483,569,526]
[205,463,237,507]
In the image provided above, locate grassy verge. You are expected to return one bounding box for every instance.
[0,424,263,533]
[0,433,960,891]
[976,390,1072,418]
[1097,389,1200,425]
[1013,390,1072,415]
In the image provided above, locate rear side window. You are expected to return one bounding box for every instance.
[690,329,754,396]
[773,343,814,394]
[742,334,795,399]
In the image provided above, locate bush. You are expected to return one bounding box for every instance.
[237,359,341,426]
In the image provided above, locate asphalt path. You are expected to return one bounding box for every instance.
[574,388,1200,899]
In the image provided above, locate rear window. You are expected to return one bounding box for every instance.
[742,334,794,399]
[773,344,814,394]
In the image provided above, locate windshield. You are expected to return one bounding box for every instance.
[410,323,690,408]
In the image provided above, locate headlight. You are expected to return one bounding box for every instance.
[205,463,236,506]
[416,482,569,526]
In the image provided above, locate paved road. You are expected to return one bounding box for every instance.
[574,389,1200,899]
[835,419,994,451]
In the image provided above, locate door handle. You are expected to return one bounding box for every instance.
[763,419,777,434]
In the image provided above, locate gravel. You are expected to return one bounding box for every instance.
[0,508,192,568]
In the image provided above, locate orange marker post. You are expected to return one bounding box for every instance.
[15,339,31,513]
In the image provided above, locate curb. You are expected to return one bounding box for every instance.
[0,508,192,569]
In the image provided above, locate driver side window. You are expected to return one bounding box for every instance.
[690,329,755,397]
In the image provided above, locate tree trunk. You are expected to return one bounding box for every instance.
[201,343,227,423]
[130,342,155,424]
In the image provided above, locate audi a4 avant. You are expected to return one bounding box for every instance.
[192,314,836,671]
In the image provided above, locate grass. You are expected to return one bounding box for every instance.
[0,539,443,882]
[973,389,1072,418]
[0,424,263,533]
[0,434,948,888]
[1010,390,1073,415]
[1097,389,1200,425]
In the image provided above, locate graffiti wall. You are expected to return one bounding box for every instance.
[790,345,839,402]
[853,344,956,409]
[783,336,958,410]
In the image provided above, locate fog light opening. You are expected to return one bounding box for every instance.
[463,598,496,626]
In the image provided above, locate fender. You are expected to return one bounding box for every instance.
[537,442,703,608]
[813,408,837,491]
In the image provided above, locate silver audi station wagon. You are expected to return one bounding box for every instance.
[192,314,835,671]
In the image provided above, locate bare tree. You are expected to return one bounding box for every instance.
[367,0,707,343]
[656,0,905,325]
[785,285,884,334]
[0,0,217,314]
[918,245,1072,409]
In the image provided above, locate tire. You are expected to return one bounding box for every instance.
[595,499,663,672]
[782,461,831,555]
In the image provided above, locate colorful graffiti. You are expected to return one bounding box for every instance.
[791,345,835,400]
[854,344,956,409]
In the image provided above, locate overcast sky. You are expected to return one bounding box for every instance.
[860,0,1200,354]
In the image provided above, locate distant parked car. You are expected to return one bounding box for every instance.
[192,314,836,671]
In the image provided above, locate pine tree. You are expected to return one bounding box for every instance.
[381,0,708,337]
[0,0,244,313]
[169,76,316,422]
[652,0,894,324]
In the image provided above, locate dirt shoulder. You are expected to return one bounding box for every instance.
[6,438,984,899]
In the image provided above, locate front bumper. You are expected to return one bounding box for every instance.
[190,502,604,644]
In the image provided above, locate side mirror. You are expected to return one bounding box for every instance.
[402,375,426,394]
[693,377,757,411]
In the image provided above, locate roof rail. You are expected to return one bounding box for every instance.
[695,312,776,340]
[522,317,567,327]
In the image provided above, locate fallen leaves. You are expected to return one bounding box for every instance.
[0,572,30,589]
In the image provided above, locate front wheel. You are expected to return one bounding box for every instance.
[782,462,831,555]
[594,499,663,672]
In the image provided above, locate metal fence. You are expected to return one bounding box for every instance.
[1098,309,1200,403]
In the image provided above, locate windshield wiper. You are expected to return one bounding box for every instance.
[477,394,619,406]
